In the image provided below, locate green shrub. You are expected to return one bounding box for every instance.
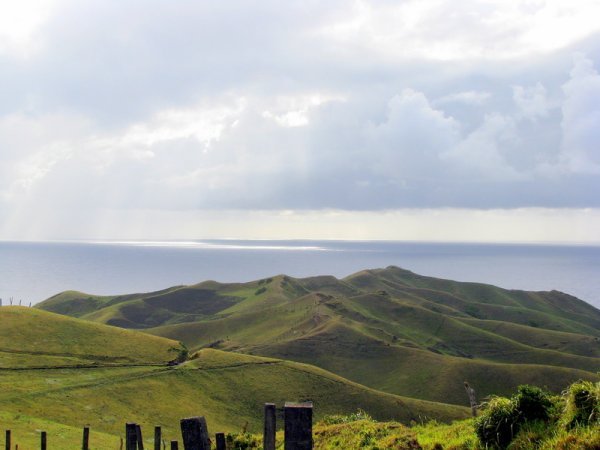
[506,420,547,449]
[225,432,261,449]
[514,385,554,423]
[475,385,558,448]
[562,380,599,428]
[474,397,520,449]
[168,342,189,363]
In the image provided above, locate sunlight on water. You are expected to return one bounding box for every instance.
[0,240,598,309]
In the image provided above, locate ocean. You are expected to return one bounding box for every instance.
[0,240,599,309]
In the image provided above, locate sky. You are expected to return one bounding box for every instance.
[1,0,600,243]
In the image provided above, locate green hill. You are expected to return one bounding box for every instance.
[0,348,468,437]
[0,306,180,367]
[0,307,469,447]
[37,266,600,407]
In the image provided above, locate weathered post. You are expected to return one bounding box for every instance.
[215,433,226,450]
[264,402,276,450]
[126,423,138,450]
[170,441,179,450]
[82,426,90,450]
[40,431,47,450]
[464,381,478,417]
[284,402,313,450]
[154,426,161,450]
[6,430,11,450]
[180,417,210,450]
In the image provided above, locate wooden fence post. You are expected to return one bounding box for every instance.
[40,431,47,450]
[5,430,11,450]
[136,425,144,450]
[264,403,276,450]
[215,432,225,450]
[284,402,313,450]
[180,417,210,450]
[154,426,161,450]
[126,423,138,450]
[82,426,90,450]
[170,441,178,450]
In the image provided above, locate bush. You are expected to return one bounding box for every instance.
[225,432,261,449]
[514,385,555,423]
[168,342,189,364]
[474,397,520,449]
[475,383,597,449]
[562,380,599,428]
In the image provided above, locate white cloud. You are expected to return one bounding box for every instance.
[365,89,460,178]
[0,0,58,56]
[315,0,600,61]
[1,1,600,240]
[435,91,492,106]
[560,54,600,173]
[513,83,550,120]
[442,113,524,180]
[261,94,343,127]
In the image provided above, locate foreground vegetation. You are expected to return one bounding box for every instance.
[223,380,599,449]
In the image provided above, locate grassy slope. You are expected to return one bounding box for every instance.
[460,317,600,358]
[146,288,599,405]
[246,320,598,405]
[37,267,600,407]
[0,411,119,450]
[0,308,468,447]
[343,268,600,335]
[0,349,468,444]
[0,307,179,366]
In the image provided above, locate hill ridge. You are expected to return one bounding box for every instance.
[35,267,600,407]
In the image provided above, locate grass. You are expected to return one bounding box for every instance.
[223,382,600,449]
[0,411,120,450]
[413,419,478,449]
[0,307,179,366]
[0,314,470,442]
[1,304,597,450]
[36,266,600,408]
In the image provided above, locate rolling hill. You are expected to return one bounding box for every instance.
[0,306,180,367]
[0,307,469,447]
[38,266,600,407]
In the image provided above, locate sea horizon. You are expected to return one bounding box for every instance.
[1,239,599,310]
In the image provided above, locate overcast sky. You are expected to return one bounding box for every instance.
[1,0,600,243]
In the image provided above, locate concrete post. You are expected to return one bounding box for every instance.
[82,426,90,450]
[284,402,313,450]
[264,403,277,450]
[126,423,138,450]
[180,417,210,450]
[154,426,161,450]
[215,432,225,450]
